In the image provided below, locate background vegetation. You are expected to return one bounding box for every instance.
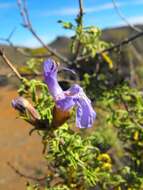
[1,0,143,190]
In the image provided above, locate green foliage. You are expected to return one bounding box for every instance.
[58,20,74,30]
[16,74,143,189]
[18,78,53,122]
[12,2,143,190]
[26,58,43,74]
[59,19,109,57]
[72,26,109,57]
[96,84,143,189]
[19,58,43,75]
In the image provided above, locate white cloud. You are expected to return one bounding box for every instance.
[39,0,143,17]
[118,15,143,26]
[85,2,123,13]
[125,15,143,24]
[0,2,15,9]
[40,7,78,16]
[40,2,124,17]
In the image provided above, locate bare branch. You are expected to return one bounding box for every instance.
[17,0,71,64]
[7,27,17,41]
[0,28,54,59]
[0,49,22,80]
[0,27,17,47]
[75,30,143,62]
[102,30,143,53]
[79,0,84,22]
[7,162,46,182]
[112,0,142,33]
[72,0,84,61]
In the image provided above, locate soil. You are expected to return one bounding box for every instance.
[0,85,47,190]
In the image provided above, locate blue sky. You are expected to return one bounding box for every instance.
[0,0,143,47]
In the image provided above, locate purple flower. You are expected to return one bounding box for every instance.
[12,97,40,120]
[44,59,96,128]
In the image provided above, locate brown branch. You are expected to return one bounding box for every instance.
[75,30,143,62]
[0,28,53,59]
[7,162,46,182]
[17,0,71,64]
[102,30,143,53]
[112,0,142,33]
[0,27,17,47]
[0,49,22,80]
[72,0,84,61]
[79,0,84,21]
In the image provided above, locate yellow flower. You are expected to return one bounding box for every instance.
[101,52,113,69]
[133,131,139,141]
[97,153,112,163]
[101,163,112,171]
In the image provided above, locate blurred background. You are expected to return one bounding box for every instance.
[0,0,143,189]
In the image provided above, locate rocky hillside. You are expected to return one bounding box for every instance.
[1,24,143,65]
[0,25,143,86]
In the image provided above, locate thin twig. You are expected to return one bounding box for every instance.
[17,0,71,64]
[79,0,84,22]
[72,0,84,61]
[112,0,142,33]
[8,27,17,40]
[102,30,143,53]
[75,30,143,62]
[0,27,17,47]
[0,49,22,80]
[2,0,143,66]
[0,28,52,59]
[7,162,46,181]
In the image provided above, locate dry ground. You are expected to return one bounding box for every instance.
[0,85,47,190]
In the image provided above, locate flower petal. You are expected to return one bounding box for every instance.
[43,59,96,128]
[55,84,96,128]
[55,84,80,111]
[43,58,58,78]
[12,97,26,113]
[76,98,96,128]
[56,96,75,111]
[12,97,41,120]
[71,85,96,128]
[44,59,63,99]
